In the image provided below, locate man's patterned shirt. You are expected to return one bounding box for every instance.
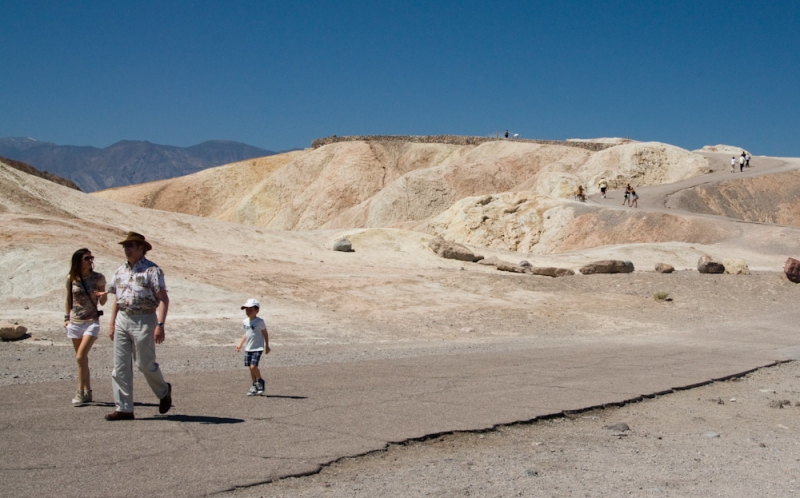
[109,257,167,315]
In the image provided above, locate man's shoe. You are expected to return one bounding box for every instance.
[247,383,258,396]
[159,383,172,414]
[105,411,135,421]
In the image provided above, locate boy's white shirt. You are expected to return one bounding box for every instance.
[242,316,267,352]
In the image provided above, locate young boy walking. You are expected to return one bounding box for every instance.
[235,298,270,396]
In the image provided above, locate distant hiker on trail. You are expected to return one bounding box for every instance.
[235,298,270,396]
[745,153,751,168]
[598,177,608,198]
[623,183,632,206]
[739,154,745,172]
[731,157,736,173]
[106,232,172,421]
[630,187,639,208]
[504,130,509,139]
[64,248,107,407]
[575,185,586,202]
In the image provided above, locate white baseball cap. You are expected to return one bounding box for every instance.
[241,298,260,309]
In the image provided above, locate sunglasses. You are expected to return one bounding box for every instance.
[82,256,95,262]
[122,242,139,248]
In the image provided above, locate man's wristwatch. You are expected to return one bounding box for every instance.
[157,322,165,327]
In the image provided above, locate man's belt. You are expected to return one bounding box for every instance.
[120,309,157,316]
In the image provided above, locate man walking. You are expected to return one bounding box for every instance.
[105,232,172,420]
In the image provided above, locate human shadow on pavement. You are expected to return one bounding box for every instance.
[264,394,307,400]
[89,401,158,408]
[139,414,245,424]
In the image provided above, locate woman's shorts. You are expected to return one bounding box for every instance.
[66,321,100,339]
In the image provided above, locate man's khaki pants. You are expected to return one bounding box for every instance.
[111,312,169,413]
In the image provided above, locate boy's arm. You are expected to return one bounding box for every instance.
[262,326,270,354]
[235,333,246,352]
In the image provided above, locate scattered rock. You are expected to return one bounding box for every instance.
[496,261,528,273]
[655,263,674,273]
[603,423,630,432]
[332,238,353,252]
[768,400,791,409]
[525,468,539,477]
[784,257,800,283]
[529,267,575,277]
[477,256,498,266]
[0,322,28,341]
[710,397,724,405]
[428,236,483,263]
[723,259,750,275]
[579,260,634,275]
[519,260,532,269]
[703,431,721,438]
[697,255,725,274]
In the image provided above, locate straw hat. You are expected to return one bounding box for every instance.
[118,232,152,252]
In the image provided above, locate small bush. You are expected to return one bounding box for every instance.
[653,291,670,302]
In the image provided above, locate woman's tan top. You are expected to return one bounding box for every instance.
[68,271,106,324]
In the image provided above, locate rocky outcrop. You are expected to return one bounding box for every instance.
[428,236,483,263]
[579,260,634,275]
[422,192,562,253]
[697,256,725,274]
[784,257,800,283]
[655,263,675,273]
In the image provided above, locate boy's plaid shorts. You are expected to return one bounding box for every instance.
[244,350,262,367]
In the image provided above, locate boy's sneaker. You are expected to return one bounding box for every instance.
[84,389,92,403]
[72,389,87,406]
[247,383,258,396]
[256,379,265,396]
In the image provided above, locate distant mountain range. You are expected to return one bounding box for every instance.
[0,137,278,192]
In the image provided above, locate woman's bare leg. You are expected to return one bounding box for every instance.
[72,335,97,391]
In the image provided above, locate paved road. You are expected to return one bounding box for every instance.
[2,323,798,497]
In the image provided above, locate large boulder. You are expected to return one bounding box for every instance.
[0,322,27,341]
[579,260,634,275]
[723,259,750,275]
[697,255,725,274]
[428,236,483,263]
[784,257,800,283]
[655,263,675,273]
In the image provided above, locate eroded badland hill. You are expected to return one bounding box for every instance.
[2,136,800,347]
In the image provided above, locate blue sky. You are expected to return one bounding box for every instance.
[1,1,798,155]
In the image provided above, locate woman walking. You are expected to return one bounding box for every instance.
[64,248,108,406]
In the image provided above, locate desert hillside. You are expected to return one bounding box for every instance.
[93,138,719,254]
